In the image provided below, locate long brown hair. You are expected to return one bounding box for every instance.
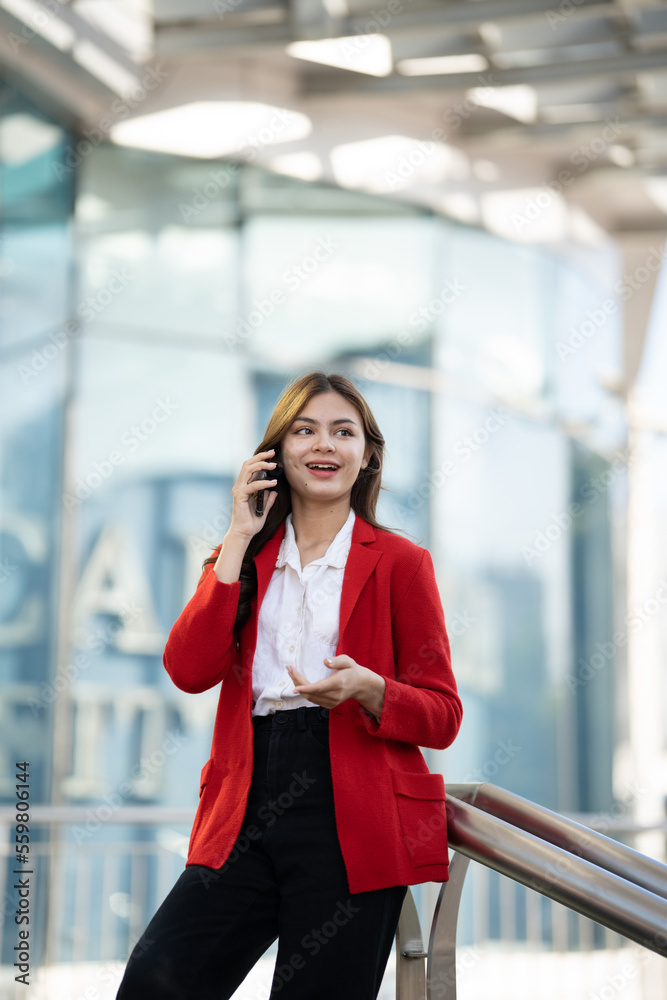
[202,370,400,639]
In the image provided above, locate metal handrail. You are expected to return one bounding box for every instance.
[446,782,667,900]
[444,794,667,950]
[395,782,667,999]
[2,789,665,997]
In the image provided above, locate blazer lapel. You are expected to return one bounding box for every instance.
[254,519,286,614]
[252,513,380,651]
[337,515,381,649]
[240,522,286,696]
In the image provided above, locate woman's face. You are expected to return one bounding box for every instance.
[279,392,373,507]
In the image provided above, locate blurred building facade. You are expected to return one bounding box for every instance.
[0,79,643,975]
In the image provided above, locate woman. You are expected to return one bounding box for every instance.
[116,370,462,1000]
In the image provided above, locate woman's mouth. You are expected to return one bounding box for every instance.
[305,463,340,478]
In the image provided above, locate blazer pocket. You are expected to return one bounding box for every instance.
[391,769,448,868]
[199,758,212,798]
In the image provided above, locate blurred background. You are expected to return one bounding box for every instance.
[1,0,666,997]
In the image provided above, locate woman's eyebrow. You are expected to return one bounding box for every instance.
[291,417,358,426]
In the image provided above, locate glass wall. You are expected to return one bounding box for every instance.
[428,226,625,816]
[0,83,75,969]
[1,81,629,975]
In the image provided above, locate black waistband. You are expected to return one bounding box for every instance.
[252,706,329,730]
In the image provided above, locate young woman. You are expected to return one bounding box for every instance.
[116,370,462,1000]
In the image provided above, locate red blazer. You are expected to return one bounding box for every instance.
[163,513,463,893]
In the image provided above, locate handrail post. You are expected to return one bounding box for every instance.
[395,887,427,999]
[427,851,471,999]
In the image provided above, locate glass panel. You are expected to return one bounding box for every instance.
[0,89,71,348]
[434,223,554,407]
[0,83,75,973]
[240,201,437,366]
[75,144,240,345]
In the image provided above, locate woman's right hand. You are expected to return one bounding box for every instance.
[228,448,279,540]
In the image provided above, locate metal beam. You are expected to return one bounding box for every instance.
[429,111,667,161]
[153,0,615,53]
[301,46,667,95]
[31,0,144,78]
[0,10,112,127]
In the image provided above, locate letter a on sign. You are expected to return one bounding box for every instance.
[72,522,164,654]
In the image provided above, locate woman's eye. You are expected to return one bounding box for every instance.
[294,427,352,435]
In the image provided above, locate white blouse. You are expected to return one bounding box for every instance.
[251,508,356,716]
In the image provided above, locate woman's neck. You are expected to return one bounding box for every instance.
[289,498,352,549]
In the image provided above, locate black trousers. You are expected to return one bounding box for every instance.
[116,706,408,999]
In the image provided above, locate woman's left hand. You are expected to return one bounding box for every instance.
[287,656,385,718]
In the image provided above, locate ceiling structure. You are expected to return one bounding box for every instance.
[1,1,666,411]
[1,0,667,246]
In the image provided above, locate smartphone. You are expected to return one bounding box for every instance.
[251,470,271,517]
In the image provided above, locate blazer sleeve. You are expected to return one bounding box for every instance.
[163,546,242,694]
[358,546,462,750]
